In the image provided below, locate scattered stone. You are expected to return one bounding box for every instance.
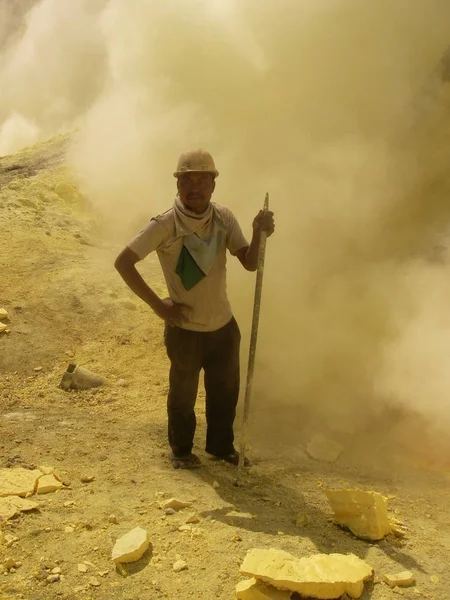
[117,379,129,387]
[0,323,8,333]
[212,481,220,489]
[155,491,165,499]
[325,489,392,541]
[46,574,60,583]
[111,527,150,564]
[389,517,408,538]
[3,534,18,547]
[0,467,43,497]
[236,578,291,600]
[232,534,243,543]
[178,525,192,533]
[34,366,43,372]
[37,474,63,495]
[185,514,200,524]
[63,501,75,507]
[89,577,101,587]
[78,563,88,573]
[173,559,188,573]
[295,513,310,527]
[108,514,119,524]
[383,571,415,588]
[227,510,254,520]
[306,434,343,463]
[38,466,55,476]
[51,567,62,574]
[0,309,8,320]
[65,526,75,533]
[430,575,440,584]
[160,498,192,511]
[80,475,95,483]
[240,548,373,599]
[60,364,108,391]
[165,508,176,516]
[98,570,109,577]
[0,496,39,521]
[4,558,16,569]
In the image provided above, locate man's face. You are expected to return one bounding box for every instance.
[177,172,215,214]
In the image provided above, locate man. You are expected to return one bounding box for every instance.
[115,149,275,469]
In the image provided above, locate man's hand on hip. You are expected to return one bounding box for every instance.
[154,297,186,327]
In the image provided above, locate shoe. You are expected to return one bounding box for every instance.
[170,453,202,469]
[212,451,250,467]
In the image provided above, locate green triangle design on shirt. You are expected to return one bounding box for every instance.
[176,245,206,290]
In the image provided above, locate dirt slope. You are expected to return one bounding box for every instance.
[1,137,450,600]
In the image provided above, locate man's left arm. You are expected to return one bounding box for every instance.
[234,210,275,271]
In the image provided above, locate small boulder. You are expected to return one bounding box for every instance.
[240,548,373,599]
[111,527,150,564]
[325,489,392,541]
[160,498,192,511]
[173,559,188,573]
[383,571,415,588]
[37,474,63,495]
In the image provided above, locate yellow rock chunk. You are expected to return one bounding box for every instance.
[0,496,39,521]
[324,489,392,541]
[240,548,373,599]
[111,527,150,564]
[383,571,415,588]
[0,309,8,320]
[37,474,63,495]
[0,468,42,497]
[236,578,292,600]
[160,498,192,511]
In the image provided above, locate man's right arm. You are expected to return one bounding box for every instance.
[114,247,184,325]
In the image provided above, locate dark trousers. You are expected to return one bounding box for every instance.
[164,317,241,458]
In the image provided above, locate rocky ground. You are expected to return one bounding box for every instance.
[1,136,450,600]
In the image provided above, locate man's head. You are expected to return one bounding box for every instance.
[174,149,218,214]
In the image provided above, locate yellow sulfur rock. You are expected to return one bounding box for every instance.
[0,496,39,521]
[37,474,63,495]
[236,578,292,600]
[383,571,415,588]
[324,489,392,541]
[111,527,150,564]
[0,468,43,497]
[240,548,373,599]
[160,498,192,511]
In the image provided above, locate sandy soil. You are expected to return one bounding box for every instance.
[1,137,450,600]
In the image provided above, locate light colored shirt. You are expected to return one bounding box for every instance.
[128,203,248,332]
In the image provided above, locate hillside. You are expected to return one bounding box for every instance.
[0,137,450,600]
